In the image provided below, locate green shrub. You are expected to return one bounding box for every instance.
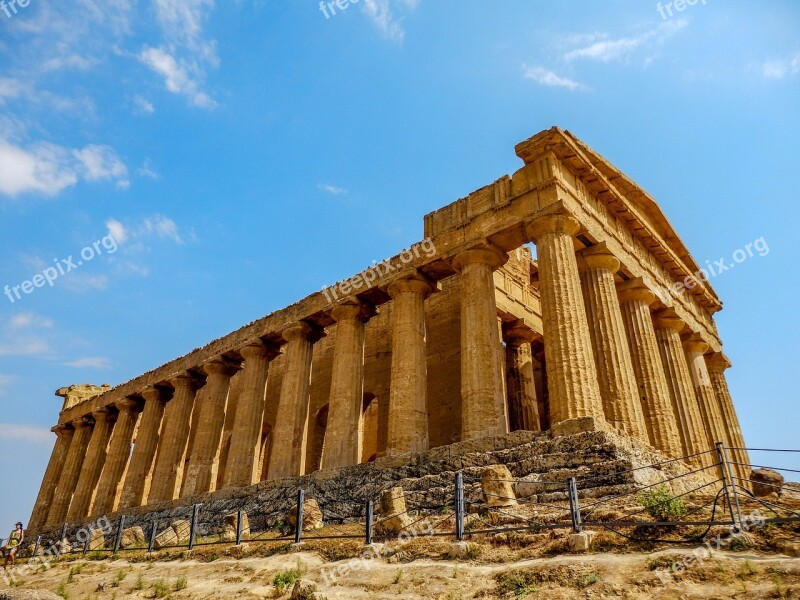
[639,486,687,522]
[152,579,169,598]
[273,561,306,593]
[174,575,188,590]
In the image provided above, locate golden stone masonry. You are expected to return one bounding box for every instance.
[27,128,748,530]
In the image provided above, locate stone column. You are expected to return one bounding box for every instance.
[577,244,647,440]
[223,342,278,488]
[182,359,236,497]
[503,323,540,432]
[149,374,198,503]
[386,276,434,455]
[684,339,728,453]
[452,244,509,440]
[47,417,93,526]
[652,312,711,467]
[706,353,750,482]
[267,322,319,479]
[68,408,115,521]
[92,399,141,515]
[322,301,373,469]
[28,424,74,530]
[617,280,682,457]
[526,212,604,432]
[119,387,166,509]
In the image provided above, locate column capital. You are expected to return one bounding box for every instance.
[503,320,539,344]
[682,334,709,354]
[240,340,281,361]
[114,397,141,414]
[281,321,325,344]
[51,423,74,436]
[652,309,686,333]
[72,415,93,429]
[451,243,508,272]
[330,300,376,324]
[617,277,657,306]
[577,242,620,274]
[140,386,163,404]
[706,352,732,372]
[169,371,196,390]
[387,274,436,299]
[525,205,581,240]
[92,407,114,423]
[201,357,238,377]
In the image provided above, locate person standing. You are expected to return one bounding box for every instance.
[2,522,24,570]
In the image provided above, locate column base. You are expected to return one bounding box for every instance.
[550,416,609,437]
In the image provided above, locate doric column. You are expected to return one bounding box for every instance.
[182,359,236,497]
[118,387,166,509]
[223,341,279,488]
[322,301,373,469]
[706,353,750,481]
[149,373,198,503]
[652,312,710,467]
[577,244,647,440]
[617,279,682,457]
[92,399,141,515]
[525,211,604,430]
[28,424,74,530]
[684,339,727,451]
[386,276,434,455]
[67,408,115,521]
[47,417,93,525]
[267,323,320,479]
[503,323,540,432]
[452,244,509,440]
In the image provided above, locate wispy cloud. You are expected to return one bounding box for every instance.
[361,0,420,43]
[9,313,54,330]
[0,313,55,357]
[318,183,348,196]
[762,52,800,79]
[0,423,53,445]
[63,357,113,369]
[0,375,13,396]
[139,47,217,109]
[563,20,687,63]
[523,65,586,91]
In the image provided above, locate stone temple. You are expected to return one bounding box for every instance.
[27,127,748,531]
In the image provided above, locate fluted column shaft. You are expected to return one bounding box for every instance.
[223,342,276,488]
[92,399,141,515]
[149,374,198,502]
[387,277,433,455]
[268,323,317,479]
[322,302,371,469]
[578,246,647,439]
[504,324,540,432]
[28,424,74,530]
[618,282,682,457]
[182,359,235,497]
[526,213,604,427]
[453,245,508,440]
[684,340,727,451]
[47,417,93,525]
[706,354,750,482]
[68,409,115,521]
[119,388,166,509]
[652,315,710,467]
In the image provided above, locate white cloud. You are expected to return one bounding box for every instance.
[0,139,129,198]
[60,273,110,292]
[143,214,184,244]
[762,52,800,79]
[63,356,113,369]
[361,0,420,43]
[0,78,26,104]
[523,65,586,91]
[0,337,52,357]
[40,54,95,73]
[137,159,159,179]
[0,375,13,396]
[0,423,53,445]
[318,183,348,195]
[105,218,128,244]
[9,313,54,330]
[563,20,687,63]
[139,46,217,109]
[133,95,155,114]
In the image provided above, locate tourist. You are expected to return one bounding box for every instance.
[2,522,24,569]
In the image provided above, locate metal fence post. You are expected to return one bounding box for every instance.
[189,504,200,550]
[716,442,743,532]
[365,499,374,545]
[32,535,41,558]
[113,515,125,553]
[294,489,305,544]
[567,478,582,533]
[82,526,91,555]
[455,471,465,542]
[60,523,68,545]
[236,509,244,546]
[147,519,158,553]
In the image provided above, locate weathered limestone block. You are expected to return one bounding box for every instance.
[751,468,783,498]
[119,526,146,549]
[375,487,413,535]
[153,527,178,550]
[222,512,250,541]
[290,579,319,599]
[87,528,105,551]
[172,519,192,544]
[58,539,72,554]
[286,499,324,531]
[481,465,517,507]
[568,531,596,552]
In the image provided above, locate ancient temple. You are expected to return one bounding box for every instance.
[27,127,748,530]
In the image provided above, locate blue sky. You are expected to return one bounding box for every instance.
[0,0,798,530]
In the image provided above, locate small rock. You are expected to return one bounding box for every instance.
[568,531,596,552]
[375,487,413,536]
[172,519,192,544]
[481,465,517,507]
[119,526,146,549]
[448,541,472,559]
[750,468,783,498]
[286,498,324,531]
[290,578,317,599]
